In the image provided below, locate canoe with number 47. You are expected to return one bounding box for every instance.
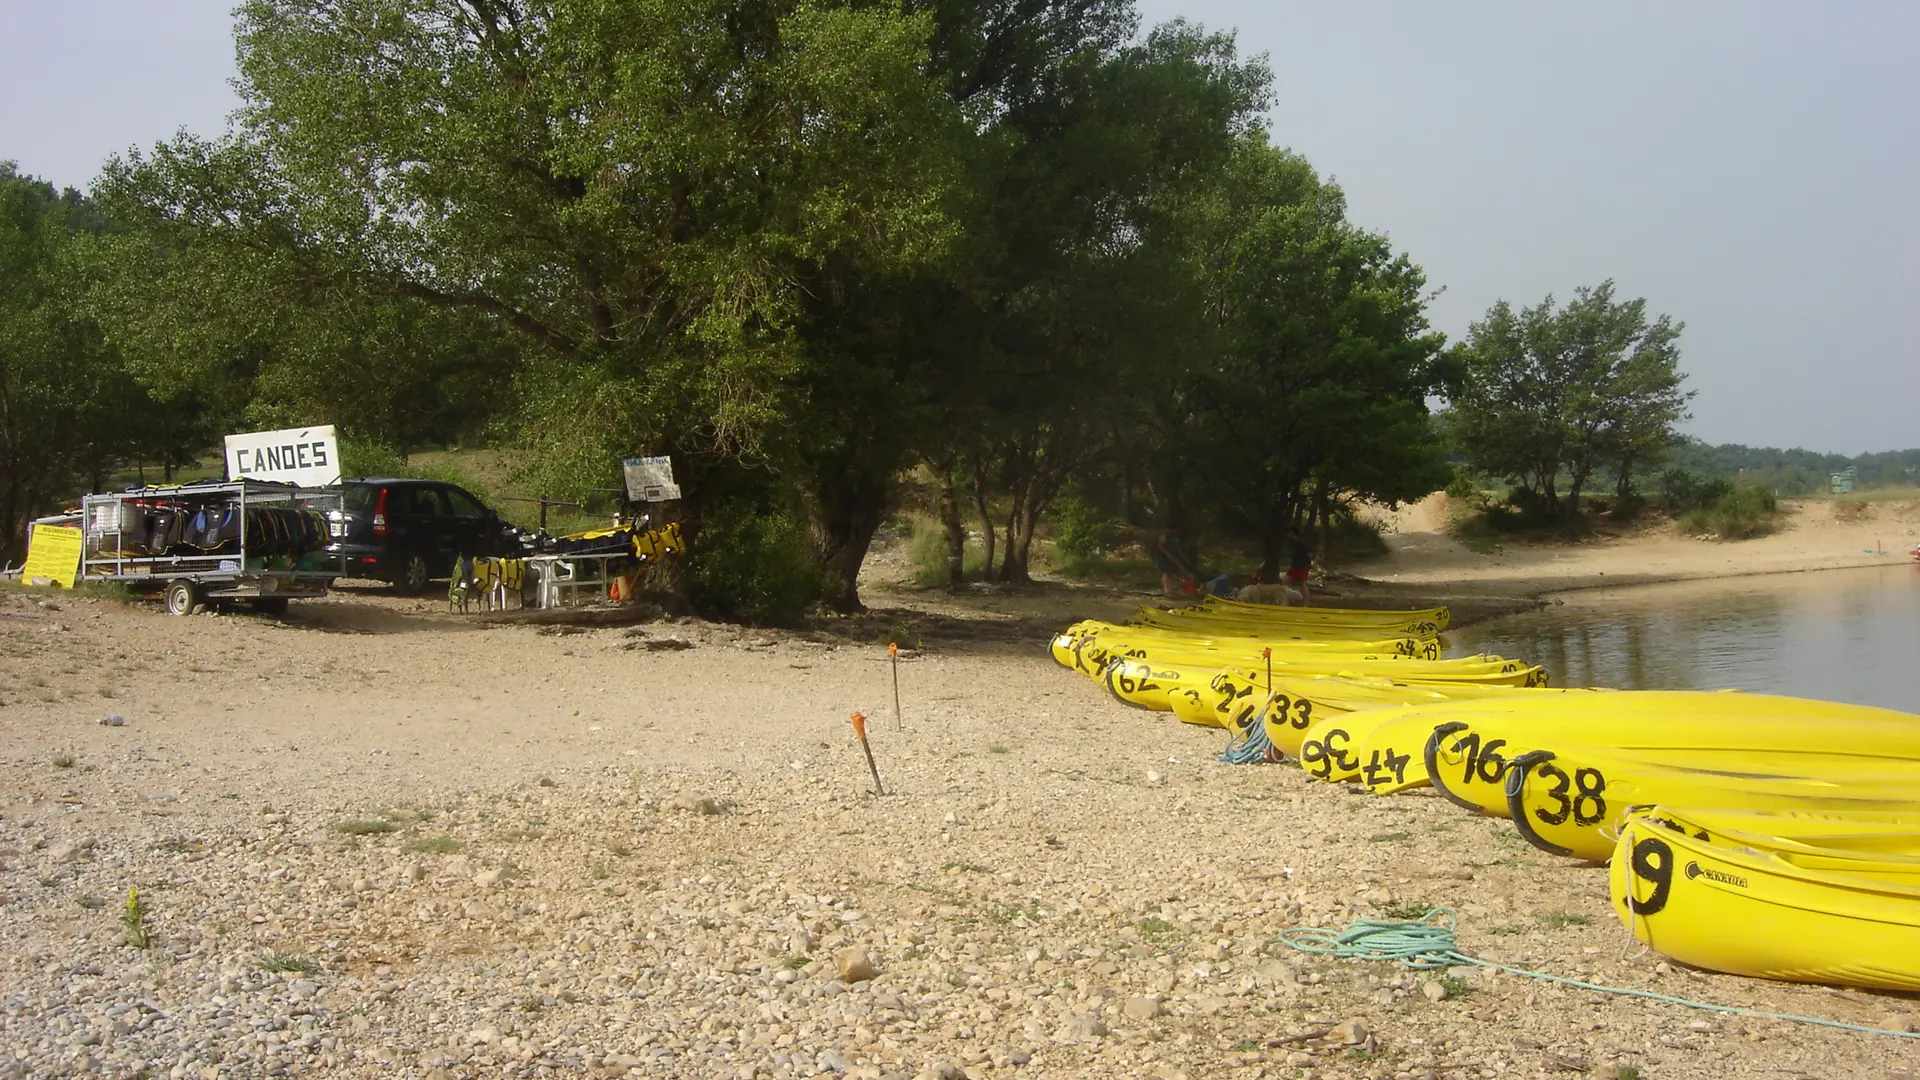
[1290,691,1920,790]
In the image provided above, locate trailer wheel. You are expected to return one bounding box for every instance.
[164,580,202,617]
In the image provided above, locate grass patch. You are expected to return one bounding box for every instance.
[876,619,922,651]
[404,835,461,854]
[1677,483,1777,540]
[605,841,633,857]
[985,901,1043,926]
[500,827,545,843]
[332,819,398,836]
[1366,832,1411,843]
[905,513,986,588]
[1377,902,1432,920]
[1540,912,1591,929]
[781,955,812,971]
[1440,975,1472,998]
[51,753,76,769]
[1047,547,1158,587]
[76,894,106,910]
[942,860,991,875]
[986,743,1012,755]
[1135,916,1180,939]
[257,949,321,974]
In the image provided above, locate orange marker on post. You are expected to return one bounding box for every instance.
[850,711,885,795]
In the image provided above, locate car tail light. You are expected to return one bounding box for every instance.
[372,488,389,536]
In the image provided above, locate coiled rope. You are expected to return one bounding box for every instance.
[1219,696,1282,765]
[1278,908,1920,1039]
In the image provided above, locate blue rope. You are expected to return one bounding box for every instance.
[1220,696,1282,764]
[1279,908,1920,1040]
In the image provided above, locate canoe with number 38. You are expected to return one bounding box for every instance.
[1291,692,1920,792]
[1613,807,1920,992]
[1502,745,1920,861]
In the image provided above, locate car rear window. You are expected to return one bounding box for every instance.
[343,484,379,513]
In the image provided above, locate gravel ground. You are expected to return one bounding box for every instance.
[2,583,1916,1080]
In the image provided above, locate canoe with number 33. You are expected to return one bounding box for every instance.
[1613,808,1920,992]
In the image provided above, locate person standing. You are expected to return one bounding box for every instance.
[1286,525,1313,606]
[1155,527,1189,597]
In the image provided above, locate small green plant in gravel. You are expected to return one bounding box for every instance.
[76,894,105,910]
[257,949,320,974]
[1367,832,1411,843]
[1541,913,1591,929]
[1136,916,1179,939]
[1378,902,1432,920]
[782,956,812,971]
[404,835,460,854]
[1440,975,1472,998]
[51,753,76,769]
[122,889,152,949]
[605,841,633,857]
[333,819,397,836]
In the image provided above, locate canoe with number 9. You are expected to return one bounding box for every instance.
[1612,810,1920,992]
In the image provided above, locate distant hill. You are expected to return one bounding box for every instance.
[1666,440,1920,496]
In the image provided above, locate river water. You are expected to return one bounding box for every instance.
[1447,564,1920,712]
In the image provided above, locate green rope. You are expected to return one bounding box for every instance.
[1278,908,1920,1040]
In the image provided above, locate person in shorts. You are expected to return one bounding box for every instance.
[1285,525,1313,606]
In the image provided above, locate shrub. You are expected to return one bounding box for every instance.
[688,500,820,626]
[1050,496,1109,559]
[1679,483,1777,540]
[1444,468,1477,501]
[1321,507,1390,564]
[904,513,987,588]
[1610,492,1647,522]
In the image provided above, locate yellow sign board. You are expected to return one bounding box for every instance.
[22,524,84,588]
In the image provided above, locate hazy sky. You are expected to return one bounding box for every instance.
[4,1,1915,454]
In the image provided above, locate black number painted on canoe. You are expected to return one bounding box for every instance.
[1300,728,1358,780]
[1626,835,1674,916]
[1217,681,1254,716]
[1448,732,1507,786]
[1301,728,1356,780]
[1361,747,1411,787]
[1532,764,1607,827]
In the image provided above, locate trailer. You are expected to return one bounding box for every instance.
[77,479,348,615]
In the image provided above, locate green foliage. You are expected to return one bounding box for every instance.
[1680,483,1777,540]
[257,949,321,974]
[1448,281,1693,518]
[689,499,821,627]
[122,888,151,949]
[905,513,984,588]
[1049,496,1110,559]
[1320,506,1390,564]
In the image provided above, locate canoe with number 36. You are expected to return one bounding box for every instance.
[1291,692,1920,791]
[1612,808,1920,992]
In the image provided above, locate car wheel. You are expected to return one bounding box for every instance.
[400,553,433,594]
[164,580,202,617]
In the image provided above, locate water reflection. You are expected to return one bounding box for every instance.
[1448,565,1920,711]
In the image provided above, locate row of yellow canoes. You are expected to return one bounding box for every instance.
[1051,598,1920,993]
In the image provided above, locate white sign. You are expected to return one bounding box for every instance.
[225,425,342,487]
[622,456,680,502]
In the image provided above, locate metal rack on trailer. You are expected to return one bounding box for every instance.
[79,479,348,615]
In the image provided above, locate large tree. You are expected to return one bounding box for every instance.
[0,164,163,562]
[1175,139,1453,579]
[1449,281,1691,517]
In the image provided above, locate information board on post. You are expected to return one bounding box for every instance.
[224,425,342,487]
[622,456,682,503]
[22,524,84,588]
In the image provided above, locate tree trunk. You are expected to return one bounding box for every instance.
[928,457,966,587]
[970,470,995,580]
[1615,457,1635,500]
[814,471,890,614]
[997,497,1026,583]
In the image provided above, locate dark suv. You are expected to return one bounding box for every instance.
[323,478,518,592]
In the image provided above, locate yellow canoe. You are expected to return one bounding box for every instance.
[1613,810,1920,992]
[1187,597,1450,633]
[1100,653,1543,713]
